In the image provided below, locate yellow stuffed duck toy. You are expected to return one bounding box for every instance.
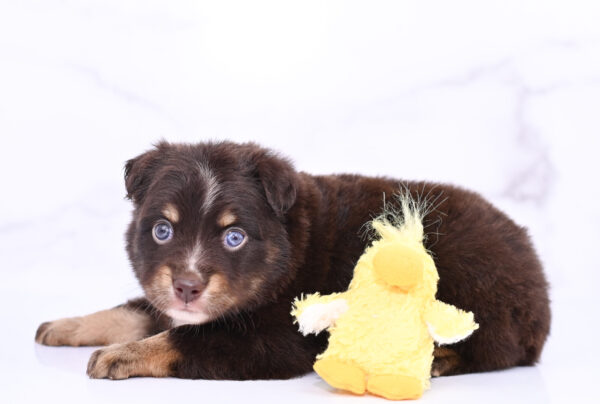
[291,196,479,400]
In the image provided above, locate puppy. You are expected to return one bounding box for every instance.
[35,141,551,380]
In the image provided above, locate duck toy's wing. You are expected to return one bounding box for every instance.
[424,300,479,345]
[291,293,348,336]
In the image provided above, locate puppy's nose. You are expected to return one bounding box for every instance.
[173,278,204,304]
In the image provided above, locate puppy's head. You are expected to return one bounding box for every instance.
[124,141,299,325]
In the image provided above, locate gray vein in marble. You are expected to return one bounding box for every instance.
[501,83,557,206]
[66,63,182,127]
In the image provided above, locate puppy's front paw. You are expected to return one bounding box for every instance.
[87,333,178,380]
[431,347,461,377]
[87,343,137,379]
[35,317,82,346]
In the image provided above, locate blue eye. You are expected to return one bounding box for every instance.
[153,221,173,244]
[224,229,246,249]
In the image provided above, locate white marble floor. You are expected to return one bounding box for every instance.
[1,1,599,403]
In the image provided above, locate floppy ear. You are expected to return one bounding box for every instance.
[253,150,299,217]
[124,145,164,205]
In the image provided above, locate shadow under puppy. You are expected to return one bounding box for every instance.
[35,141,551,380]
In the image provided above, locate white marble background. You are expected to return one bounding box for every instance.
[1,1,599,403]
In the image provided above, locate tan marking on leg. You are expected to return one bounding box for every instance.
[217,210,237,228]
[161,203,180,223]
[431,347,461,377]
[35,307,152,347]
[87,331,180,379]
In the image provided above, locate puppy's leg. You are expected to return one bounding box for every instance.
[87,309,324,380]
[36,298,160,346]
[431,346,462,377]
[87,332,177,379]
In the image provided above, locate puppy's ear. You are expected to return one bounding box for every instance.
[124,144,166,205]
[253,151,298,217]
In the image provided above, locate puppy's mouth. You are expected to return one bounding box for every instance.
[166,289,213,325]
[166,305,211,326]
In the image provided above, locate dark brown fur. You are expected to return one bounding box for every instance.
[36,141,551,380]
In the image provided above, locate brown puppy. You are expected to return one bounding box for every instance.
[35,141,551,380]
